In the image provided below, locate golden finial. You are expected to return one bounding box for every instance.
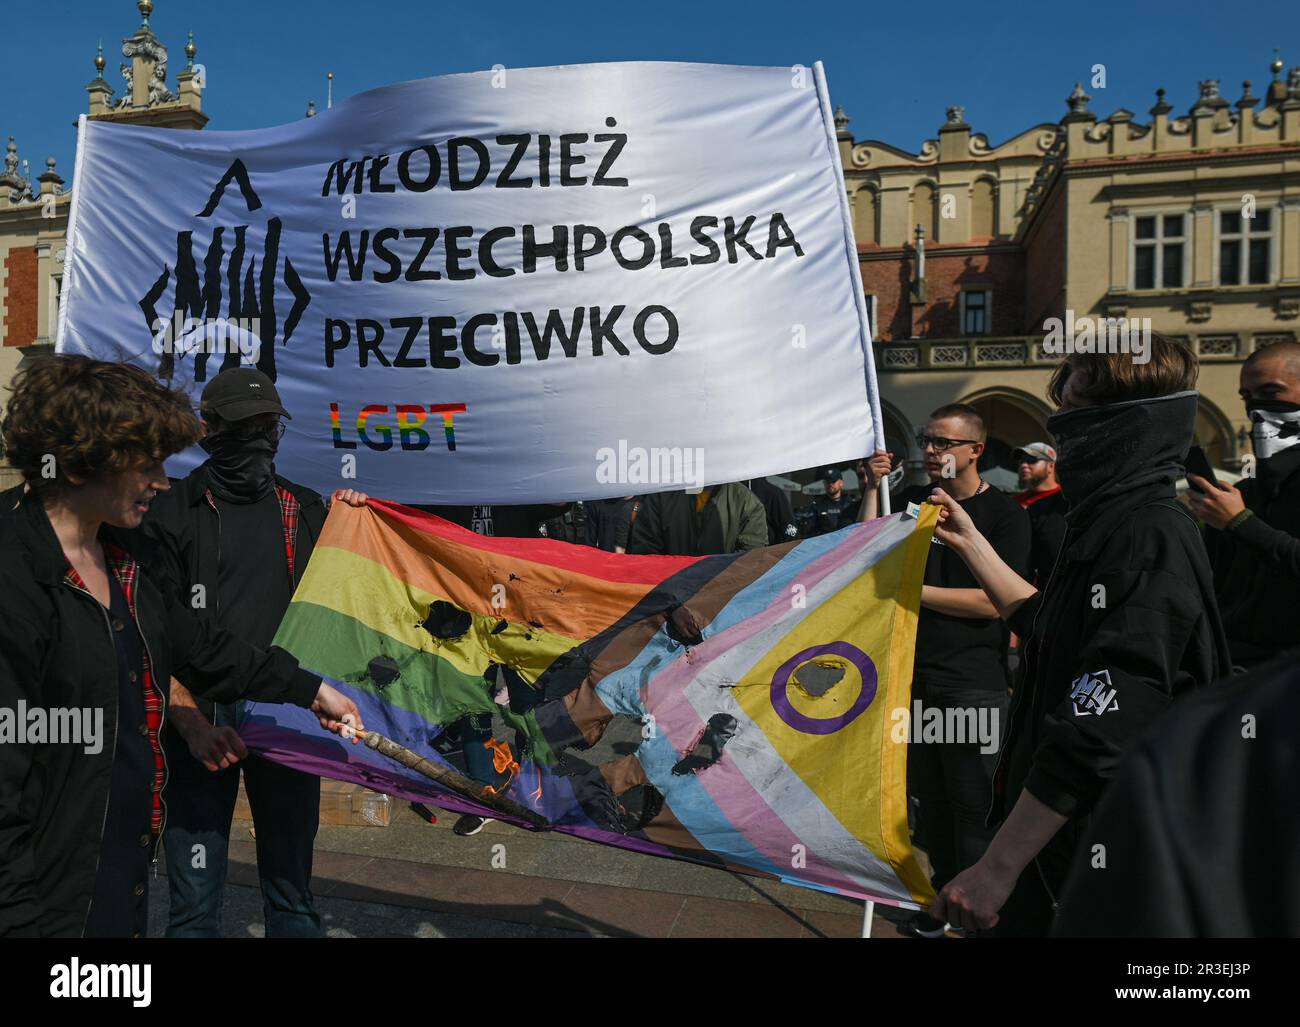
[138,0,154,27]
[95,40,106,75]
[185,31,196,65]
[1272,49,1285,78]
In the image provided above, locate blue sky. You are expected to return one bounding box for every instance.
[3,0,1298,184]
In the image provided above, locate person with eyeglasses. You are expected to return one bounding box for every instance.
[132,367,365,937]
[862,403,1031,938]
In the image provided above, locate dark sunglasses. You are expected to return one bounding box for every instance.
[228,420,287,442]
[916,432,979,453]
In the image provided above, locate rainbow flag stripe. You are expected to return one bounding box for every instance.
[244,500,937,906]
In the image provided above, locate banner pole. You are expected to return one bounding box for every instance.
[861,900,876,938]
[879,477,892,516]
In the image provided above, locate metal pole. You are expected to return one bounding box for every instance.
[861,900,876,938]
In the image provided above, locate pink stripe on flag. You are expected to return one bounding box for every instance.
[645,526,898,894]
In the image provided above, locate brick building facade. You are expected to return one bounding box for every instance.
[837,61,1300,485]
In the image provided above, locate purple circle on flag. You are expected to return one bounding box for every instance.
[770,642,878,735]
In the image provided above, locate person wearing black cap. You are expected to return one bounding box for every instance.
[135,367,359,937]
[802,467,858,537]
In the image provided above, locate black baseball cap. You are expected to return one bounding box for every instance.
[822,466,844,482]
[200,368,291,422]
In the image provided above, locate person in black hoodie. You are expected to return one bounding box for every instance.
[922,335,1232,936]
[1188,341,1300,667]
[0,356,360,938]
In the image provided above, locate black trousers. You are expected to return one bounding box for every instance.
[907,679,1009,893]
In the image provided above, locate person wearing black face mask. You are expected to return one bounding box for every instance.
[1189,341,1300,669]
[917,335,1231,937]
[134,367,364,937]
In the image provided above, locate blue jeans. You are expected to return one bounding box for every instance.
[162,720,322,938]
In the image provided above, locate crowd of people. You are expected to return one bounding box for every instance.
[1,332,1297,938]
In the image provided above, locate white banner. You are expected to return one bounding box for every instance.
[58,61,881,503]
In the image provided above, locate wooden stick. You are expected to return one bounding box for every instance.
[358,728,551,830]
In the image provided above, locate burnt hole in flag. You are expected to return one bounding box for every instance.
[672,713,738,775]
[421,599,472,640]
[367,655,401,689]
[665,604,704,647]
[792,660,844,698]
[616,783,665,833]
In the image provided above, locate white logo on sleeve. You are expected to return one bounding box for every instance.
[1069,669,1120,716]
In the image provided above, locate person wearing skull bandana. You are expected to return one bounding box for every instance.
[1189,341,1300,668]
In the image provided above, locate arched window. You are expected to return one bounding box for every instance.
[854,185,879,245]
[970,179,997,240]
[911,181,937,243]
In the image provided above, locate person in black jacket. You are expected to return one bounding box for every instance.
[584,496,638,552]
[134,367,346,938]
[1012,442,1068,587]
[1189,341,1300,667]
[1052,653,1299,937]
[924,335,1232,936]
[0,356,359,938]
[802,467,859,537]
[746,477,799,545]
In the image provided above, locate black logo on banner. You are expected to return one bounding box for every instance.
[139,158,311,382]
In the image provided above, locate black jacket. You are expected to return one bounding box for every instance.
[0,490,321,937]
[1203,447,1300,666]
[130,464,327,720]
[799,492,859,538]
[1054,655,1300,937]
[997,394,1233,851]
[1016,486,1068,586]
[584,497,637,552]
[1002,487,1231,824]
[747,478,799,545]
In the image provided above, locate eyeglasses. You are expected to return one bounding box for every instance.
[916,432,979,453]
[228,420,287,442]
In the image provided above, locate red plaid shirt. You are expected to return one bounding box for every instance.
[204,484,299,581]
[63,544,167,836]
